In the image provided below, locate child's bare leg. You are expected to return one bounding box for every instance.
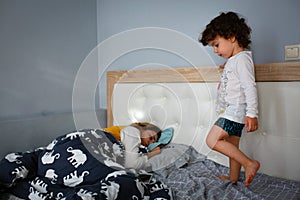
[218,157,241,182]
[227,136,241,182]
[206,125,260,186]
[219,136,242,182]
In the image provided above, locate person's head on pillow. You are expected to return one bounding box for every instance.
[147,127,174,151]
[130,122,162,147]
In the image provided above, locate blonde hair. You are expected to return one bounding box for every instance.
[130,122,162,139]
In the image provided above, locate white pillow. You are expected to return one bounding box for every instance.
[146,143,190,171]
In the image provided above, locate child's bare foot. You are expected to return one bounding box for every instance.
[245,160,260,187]
[218,175,230,180]
[218,175,238,183]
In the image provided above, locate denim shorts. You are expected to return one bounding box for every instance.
[214,117,245,137]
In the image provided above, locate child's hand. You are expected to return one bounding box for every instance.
[218,62,226,73]
[151,146,161,152]
[244,117,258,132]
[147,146,161,159]
[219,62,226,69]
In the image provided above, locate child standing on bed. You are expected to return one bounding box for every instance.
[199,11,260,187]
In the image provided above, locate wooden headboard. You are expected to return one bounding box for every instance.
[107,62,300,127]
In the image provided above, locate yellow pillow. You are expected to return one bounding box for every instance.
[103,126,126,141]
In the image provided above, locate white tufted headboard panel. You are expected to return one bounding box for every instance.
[112,83,216,155]
[107,62,300,181]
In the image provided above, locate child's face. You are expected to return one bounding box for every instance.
[140,130,158,146]
[208,36,238,59]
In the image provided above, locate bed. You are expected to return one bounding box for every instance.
[107,62,300,199]
[0,62,299,200]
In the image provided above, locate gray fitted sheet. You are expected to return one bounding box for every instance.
[151,144,300,200]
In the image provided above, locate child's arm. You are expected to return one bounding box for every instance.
[147,146,161,159]
[121,126,148,169]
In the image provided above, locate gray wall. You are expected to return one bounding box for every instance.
[97,0,300,108]
[0,0,97,120]
[0,0,99,157]
[97,0,300,65]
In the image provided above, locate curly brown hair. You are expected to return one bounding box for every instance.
[130,122,162,139]
[199,12,252,49]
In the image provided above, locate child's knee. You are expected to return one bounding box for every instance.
[206,135,215,149]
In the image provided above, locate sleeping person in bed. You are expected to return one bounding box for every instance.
[104,122,162,169]
[0,122,166,199]
[199,11,260,187]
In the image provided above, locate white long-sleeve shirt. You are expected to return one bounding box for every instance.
[217,51,258,124]
[120,126,148,169]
